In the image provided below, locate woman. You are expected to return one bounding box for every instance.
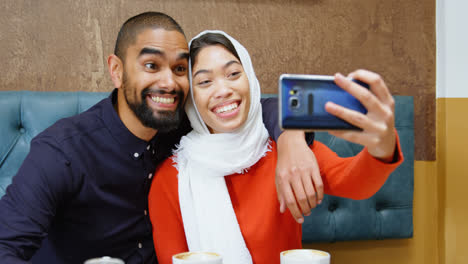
[148,30,403,264]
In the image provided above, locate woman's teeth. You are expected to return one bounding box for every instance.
[151,96,174,104]
[215,103,239,114]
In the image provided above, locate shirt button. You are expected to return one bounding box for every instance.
[147,145,150,150]
[133,152,140,158]
[148,173,153,179]
[144,210,148,216]
[138,242,142,249]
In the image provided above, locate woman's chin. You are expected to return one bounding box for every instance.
[209,122,244,134]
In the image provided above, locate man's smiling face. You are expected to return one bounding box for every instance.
[121,28,189,132]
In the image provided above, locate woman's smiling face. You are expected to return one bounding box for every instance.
[191,44,250,134]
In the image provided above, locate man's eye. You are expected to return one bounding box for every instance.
[145,63,157,70]
[175,65,187,73]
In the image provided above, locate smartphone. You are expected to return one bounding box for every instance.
[279,74,369,130]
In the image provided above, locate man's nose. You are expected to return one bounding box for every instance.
[158,68,177,91]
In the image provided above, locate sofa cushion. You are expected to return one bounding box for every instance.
[0,91,413,243]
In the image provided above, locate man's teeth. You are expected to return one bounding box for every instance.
[215,103,239,114]
[151,96,174,104]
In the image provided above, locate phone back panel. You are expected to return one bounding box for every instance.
[280,74,368,130]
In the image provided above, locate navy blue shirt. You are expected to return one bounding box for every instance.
[0,90,286,264]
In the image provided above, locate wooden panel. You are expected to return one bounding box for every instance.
[0,0,435,160]
[437,98,468,264]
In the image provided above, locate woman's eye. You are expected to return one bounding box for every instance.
[198,80,211,86]
[228,71,241,78]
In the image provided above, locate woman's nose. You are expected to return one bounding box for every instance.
[213,80,233,99]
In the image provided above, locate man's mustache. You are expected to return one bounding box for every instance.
[141,88,178,96]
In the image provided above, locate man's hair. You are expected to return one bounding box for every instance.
[114,11,185,61]
[190,33,240,68]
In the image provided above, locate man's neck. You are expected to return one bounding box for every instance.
[114,90,157,142]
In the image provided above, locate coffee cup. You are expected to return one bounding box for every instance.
[172,251,222,264]
[84,256,125,264]
[280,249,330,264]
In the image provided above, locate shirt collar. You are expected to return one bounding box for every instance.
[101,89,156,159]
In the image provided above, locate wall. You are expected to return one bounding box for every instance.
[0,0,435,160]
[436,0,468,263]
[0,1,440,264]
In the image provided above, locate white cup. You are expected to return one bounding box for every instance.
[280,249,330,264]
[172,252,223,264]
[84,256,125,264]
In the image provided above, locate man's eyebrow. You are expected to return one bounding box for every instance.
[138,47,164,58]
[177,52,189,61]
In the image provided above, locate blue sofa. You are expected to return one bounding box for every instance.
[0,91,414,251]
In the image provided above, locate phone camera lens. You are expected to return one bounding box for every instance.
[290,97,299,109]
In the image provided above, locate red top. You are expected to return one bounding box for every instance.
[148,138,403,264]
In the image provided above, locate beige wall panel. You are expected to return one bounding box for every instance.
[436,98,447,264]
[0,1,434,157]
[437,98,468,264]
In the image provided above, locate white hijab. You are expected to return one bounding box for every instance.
[173,30,270,264]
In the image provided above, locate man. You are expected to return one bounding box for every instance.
[0,12,320,264]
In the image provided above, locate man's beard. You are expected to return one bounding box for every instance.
[122,76,185,133]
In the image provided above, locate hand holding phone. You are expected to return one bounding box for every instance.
[279,74,369,130]
[280,70,398,161]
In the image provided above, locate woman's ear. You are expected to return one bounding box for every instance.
[107,54,124,88]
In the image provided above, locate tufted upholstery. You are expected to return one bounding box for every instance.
[0,91,109,195]
[0,91,414,243]
[303,95,414,242]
